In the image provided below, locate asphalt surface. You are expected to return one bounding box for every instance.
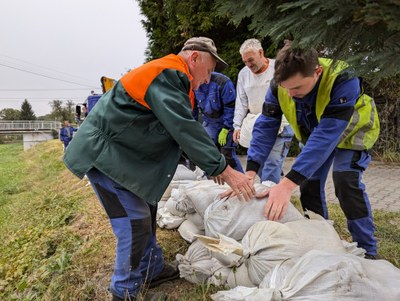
[238,156,400,212]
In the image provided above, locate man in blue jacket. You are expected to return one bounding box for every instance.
[243,41,380,259]
[59,120,77,151]
[194,72,243,172]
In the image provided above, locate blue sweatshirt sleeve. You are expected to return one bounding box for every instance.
[286,77,360,184]
[221,79,236,130]
[246,87,282,172]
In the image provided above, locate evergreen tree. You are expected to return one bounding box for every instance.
[136,0,266,83]
[216,0,400,85]
[20,99,36,120]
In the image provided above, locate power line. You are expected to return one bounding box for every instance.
[0,62,98,88]
[0,53,100,85]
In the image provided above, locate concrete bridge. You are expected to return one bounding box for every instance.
[0,120,62,150]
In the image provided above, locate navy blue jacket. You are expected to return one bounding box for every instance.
[194,72,236,129]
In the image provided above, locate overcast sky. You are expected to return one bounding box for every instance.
[0,0,148,117]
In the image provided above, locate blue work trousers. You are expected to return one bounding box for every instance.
[203,122,243,173]
[258,125,293,183]
[86,168,164,298]
[299,148,377,255]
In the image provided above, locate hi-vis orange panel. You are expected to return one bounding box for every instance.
[120,54,194,110]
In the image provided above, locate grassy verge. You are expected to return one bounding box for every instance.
[0,141,399,300]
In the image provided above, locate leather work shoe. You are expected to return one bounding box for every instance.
[112,291,167,301]
[147,261,180,288]
[364,253,379,260]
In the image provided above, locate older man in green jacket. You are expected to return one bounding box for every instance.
[64,37,254,301]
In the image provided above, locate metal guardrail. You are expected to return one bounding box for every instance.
[0,120,62,132]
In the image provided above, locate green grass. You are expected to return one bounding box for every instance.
[0,141,399,300]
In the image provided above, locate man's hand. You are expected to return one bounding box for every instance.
[213,165,255,201]
[233,129,241,143]
[218,128,229,146]
[219,170,257,200]
[258,177,297,221]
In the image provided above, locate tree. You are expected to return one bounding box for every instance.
[48,99,75,122]
[216,0,400,85]
[64,100,75,122]
[0,108,20,120]
[20,99,36,120]
[136,0,262,83]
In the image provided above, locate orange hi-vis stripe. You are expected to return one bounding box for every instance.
[120,54,194,110]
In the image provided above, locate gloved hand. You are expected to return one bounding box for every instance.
[218,128,229,146]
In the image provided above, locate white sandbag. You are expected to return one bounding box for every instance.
[304,209,334,225]
[238,113,260,148]
[284,219,347,254]
[341,240,366,257]
[197,219,347,287]
[158,200,167,209]
[169,179,196,189]
[184,180,230,217]
[173,164,198,181]
[204,183,304,240]
[211,286,278,301]
[259,258,297,290]
[227,263,255,288]
[176,240,215,284]
[174,186,196,214]
[186,212,205,231]
[260,250,400,301]
[164,196,186,217]
[193,166,208,180]
[241,221,302,286]
[207,265,232,287]
[156,207,185,229]
[178,219,204,243]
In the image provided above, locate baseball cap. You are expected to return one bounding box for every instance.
[182,37,228,71]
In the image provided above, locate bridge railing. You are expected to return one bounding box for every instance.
[0,120,62,131]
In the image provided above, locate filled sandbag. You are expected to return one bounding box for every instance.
[181,180,230,217]
[186,212,205,231]
[173,164,198,181]
[156,207,185,229]
[238,113,260,148]
[176,240,216,284]
[226,263,255,288]
[178,219,204,243]
[259,250,400,301]
[204,183,304,241]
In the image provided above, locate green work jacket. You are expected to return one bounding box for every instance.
[64,54,226,205]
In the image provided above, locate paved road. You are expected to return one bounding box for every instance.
[238,156,400,212]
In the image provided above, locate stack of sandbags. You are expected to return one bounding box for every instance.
[197,218,348,287]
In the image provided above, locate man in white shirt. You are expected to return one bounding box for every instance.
[233,39,293,183]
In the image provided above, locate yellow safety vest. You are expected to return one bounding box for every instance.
[277,58,380,150]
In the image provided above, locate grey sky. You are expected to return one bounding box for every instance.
[0,0,148,117]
